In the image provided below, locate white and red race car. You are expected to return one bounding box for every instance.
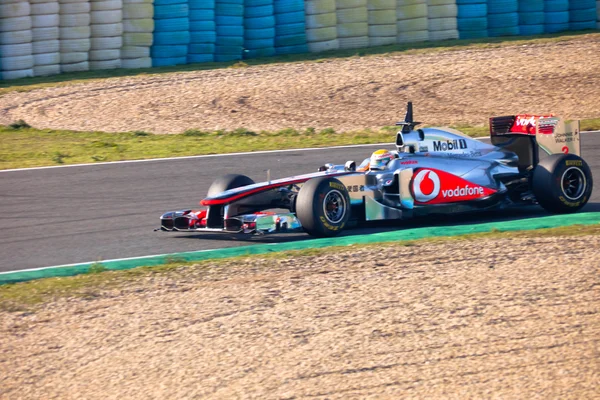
[160,103,593,237]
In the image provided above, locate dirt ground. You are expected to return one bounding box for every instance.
[0,35,599,134]
[1,236,599,399]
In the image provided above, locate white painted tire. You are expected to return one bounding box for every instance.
[0,42,32,57]
[59,0,92,4]
[0,29,33,45]
[427,4,457,19]
[369,24,396,37]
[60,38,91,52]
[33,51,60,65]
[123,18,153,32]
[429,29,458,41]
[33,26,60,41]
[123,3,152,19]
[368,0,395,9]
[123,0,153,4]
[428,17,457,31]
[397,30,429,43]
[59,26,90,39]
[336,7,368,23]
[32,39,60,54]
[369,36,396,46]
[397,16,428,32]
[396,4,427,20]
[32,13,60,28]
[34,63,61,76]
[31,2,60,15]
[336,0,367,9]
[91,0,122,11]
[338,36,369,49]
[0,2,31,18]
[89,59,121,70]
[426,0,455,5]
[306,26,337,42]
[121,56,151,68]
[59,2,90,14]
[305,13,337,29]
[60,51,87,63]
[305,0,336,15]
[307,38,339,52]
[0,16,33,32]
[59,13,91,27]
[61,61,89,72]
[337,22,368,37]
[1,0,27,3]
[123,32,152,46]
[1,55,34,71]
[2,69,34,79]
[120,45,149,58]
[89,48,120,60]
[368,10,396,24]
[91,22,123,37]
[91,10,122,24]
[90,35,122,49]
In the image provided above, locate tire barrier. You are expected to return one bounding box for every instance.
[336,0,369,49]
[214,0,243,62]
[122,0,153,69]
[427,0,459,41]
[59,0,91,73]
[188,0,215,63]
[90,0,123,70]
[243,0,275,59]
[151,0,189,66]
[457,0,487,39]
[31,0,61,76]
[568,0,597,30]
[518,0,544,35]
[305,0,339,52]
[488,0,519,36]
[368,0,397,46]
[597,0,600,28]
[545,0,569,32]
[1,1,35,80]
[397,0,429,43]
[274,0,308,55]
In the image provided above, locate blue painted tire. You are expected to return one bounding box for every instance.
[153,31,191,45]
[568,0,596,10]
[488,26,520,36]
[244,16,276,29]
[154,4,189,19]
[216,24,244,36]
[151,44,188,58]
[215,54,242,62]
[569,20,597,30]
[216,35,244,46]
[518,0,544,12]
[457,4,487,18]
[191,31,217,43]
[245,27,275,40]
[152,56,187,66]
[187,53,215,63]
[459,29,488,39]
[519,12,544,25]
[275,44,308,54]
[189,9,215,21]
[569,8,596,22]
[275,11,305,25]
[458,17,487,31]
[244,38,274,49]
[215,45,243,55]
[274,34,306,47]
[244,47,276,59]
[190,20,216,31]
[189,43,215,53]
[245,5,274,18]
[275,22,305,36]
[519,24,544,35]
[487,12,518,28]
[154,18,190,32]
[274,0,303,14]
[244,0,271,6]
[189,0,215,8]
[216,16,243,25]
[215,3,243,16]
[154,0,187,6]
[545,11,569,24]
[488,0,518,14]
[218,0,243,4]
[545,22,569,32]
[456,0,485,4]
[544,0,568,12]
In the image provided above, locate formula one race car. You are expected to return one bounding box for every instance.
[159,103,593,237]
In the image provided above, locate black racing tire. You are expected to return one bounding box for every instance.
[207,174,255,197]
[532,154,593,213]
[296,177,351,237]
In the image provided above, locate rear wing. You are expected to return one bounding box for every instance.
[489,114,581,156]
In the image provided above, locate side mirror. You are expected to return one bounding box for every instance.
[344,160,356,171]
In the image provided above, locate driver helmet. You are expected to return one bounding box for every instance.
[369,149,394,170]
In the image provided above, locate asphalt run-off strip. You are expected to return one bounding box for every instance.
[1,212,599,285]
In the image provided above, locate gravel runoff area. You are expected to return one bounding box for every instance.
[0,35,599,134]
[1,235,599,399]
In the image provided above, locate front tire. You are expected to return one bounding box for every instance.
[296,177,351,237]
[207,174,255,197]
[532,154,593,213]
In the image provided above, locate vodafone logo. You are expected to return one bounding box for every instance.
[413,170,440,202]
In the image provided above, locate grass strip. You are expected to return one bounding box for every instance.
[1,222,598,311]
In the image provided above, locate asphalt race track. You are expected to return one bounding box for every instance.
[1,133,598,273]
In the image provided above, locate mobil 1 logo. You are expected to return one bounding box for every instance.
[433,139,468,152]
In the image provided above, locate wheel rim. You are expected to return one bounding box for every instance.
[561,167,586,201]
[322,190,346,224]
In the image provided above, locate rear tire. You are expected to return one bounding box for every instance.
[296,177,350,237]
[207,174,255,197]
[532,154,593,213]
